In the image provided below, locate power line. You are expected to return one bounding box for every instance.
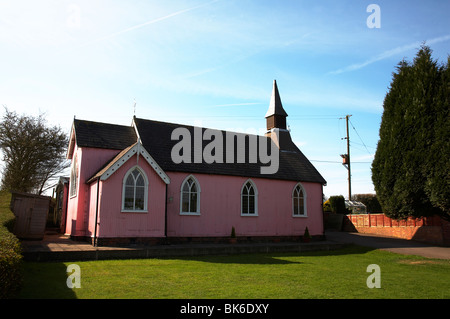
[349,118,372,155]
[310,160,372,164]
[310,160,340,163]
[351,140,376,149]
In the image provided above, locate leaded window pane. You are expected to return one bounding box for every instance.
[241,181,257,215]
[190,192,197,212]
[123,168,147,211]
[293,184,305,216]
[299,197,304,215]
[248,195,255,214]
[294,197,300,215]
[124,185,135,209]
[135,186,145,210]
[126,174,134,186]
[136,175,144,187]
[242,195,249,214]
[181,177,200,214]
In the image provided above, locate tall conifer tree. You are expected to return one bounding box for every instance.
[372,45,449,221]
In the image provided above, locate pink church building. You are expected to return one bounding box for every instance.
[63,81,327,246]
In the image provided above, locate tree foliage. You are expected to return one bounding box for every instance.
[352,194,382,213]
[0,108,69,195]
[328,195,347,214]
[372,45,449,221]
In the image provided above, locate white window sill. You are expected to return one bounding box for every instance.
[121,210,148,213]
[180,212,201,216]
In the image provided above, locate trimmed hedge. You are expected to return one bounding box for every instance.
[328,195,347,214]
[0,191,23,299]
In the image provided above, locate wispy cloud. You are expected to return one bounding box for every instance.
[74,0,220,50]
[211,102,262,108]
[329,34,450,75]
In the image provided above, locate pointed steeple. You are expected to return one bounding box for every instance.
[265,80,288,131]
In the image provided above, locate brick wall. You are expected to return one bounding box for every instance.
[343,214,450,247]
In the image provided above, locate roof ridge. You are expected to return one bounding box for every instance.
[134,117,270,139]
[74,118,132,128]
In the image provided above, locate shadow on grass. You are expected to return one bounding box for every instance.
[173,245,375,265]
[17,245,377,299]
[18,262,77,299]
[186,254,304,265]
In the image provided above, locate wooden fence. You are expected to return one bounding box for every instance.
[10,192,51,240]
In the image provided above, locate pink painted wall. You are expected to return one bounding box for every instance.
[66,144,324,240]
[94,153,166,238]
[166,172,324,238]
[65,146,122,237]
[87,179,99,237]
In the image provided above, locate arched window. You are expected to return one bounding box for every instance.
[293,183,307,217]
[69,154,78,198]
[241,179,258,216]
[122,166,148,212]
[180,175,200,215]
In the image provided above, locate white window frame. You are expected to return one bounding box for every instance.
[69,154,78,198]
[121,166,149,213]
[241,179,258,216]
[292,182,307,217]
[180,175,201,215]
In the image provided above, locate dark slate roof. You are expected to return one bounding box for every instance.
[134,117,326,184]
[86,142,137,183]
[72,117,326,184]
[73,119,137,150]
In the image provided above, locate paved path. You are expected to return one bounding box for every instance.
[325,231,450,260]
[20,232,450,261]
[20,233,347,262]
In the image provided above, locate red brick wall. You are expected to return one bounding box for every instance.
[343,214,449,247]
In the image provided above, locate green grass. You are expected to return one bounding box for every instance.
[18,246,450,299]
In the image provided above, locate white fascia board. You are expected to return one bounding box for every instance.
[100,142,170,184]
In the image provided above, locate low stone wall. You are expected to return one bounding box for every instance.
[90,235,324,247]
[343,213,450,247]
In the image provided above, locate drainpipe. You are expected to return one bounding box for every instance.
[63,184,69,234]
[164,183,168,241]
[93,177,100,247]
[321,184,325,237]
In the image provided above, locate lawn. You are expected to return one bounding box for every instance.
[18,245,450,299]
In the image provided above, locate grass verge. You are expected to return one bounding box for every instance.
[18,245,450,299]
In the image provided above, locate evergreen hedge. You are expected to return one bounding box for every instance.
[328,195,347,214]
[0,191,23,299]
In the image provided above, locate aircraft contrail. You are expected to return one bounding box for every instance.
[329,34,450,75]
[74,0,220,50]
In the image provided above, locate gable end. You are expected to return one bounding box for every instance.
[87,142,170,185]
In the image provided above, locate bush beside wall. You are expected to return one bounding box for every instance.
[328,196,347,214]
[0,191,23,299]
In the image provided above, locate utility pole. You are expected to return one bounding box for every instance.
[340,115,352,200]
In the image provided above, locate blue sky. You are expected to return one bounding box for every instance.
[1,0,449,198]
